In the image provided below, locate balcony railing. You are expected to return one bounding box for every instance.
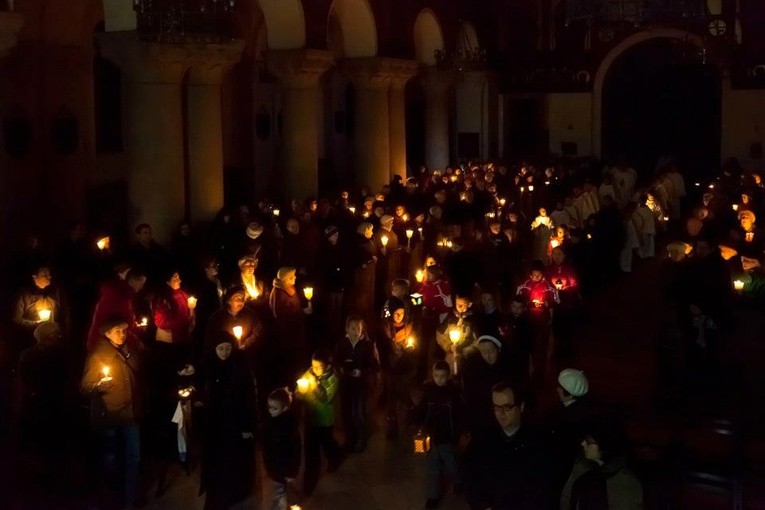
[134,0,236,44]
[566,0,707,26]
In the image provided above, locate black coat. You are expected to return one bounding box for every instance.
[262,408,301,483]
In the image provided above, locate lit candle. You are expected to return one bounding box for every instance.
[450,175,458,182]
[732,204,739,211]
[555,279,563,290]
[695,182,700,187]
[449,328,461,344]
[403,214,409,222]
[550,239,560,249]
[405,336,416,349]
[290,505,302,510]
[232,326,243,340]
[303,287,314,301]
[178,387,192,398]
[445,240,453,248]
[528,185,534,192]
[187,296,197,310]
[381,235,389,247]
[38,309,51,321]
[587,233,592,239]
[273,208,280,217]
[662,216,669,222]
[545,181,551,185]
[297,378,310,393]
[139,317,148,327]
[96,237,109,251]
[101,365,112,380]
[734,279,745,291]
[499,198,506,206]
[349,206,356,214]
[709,184,715,189]
[520,186,525,193]
[363,211,370,218]
[415,269,424,283]
[406,229,414,239]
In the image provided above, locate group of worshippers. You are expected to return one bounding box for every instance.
[10,153,753,510]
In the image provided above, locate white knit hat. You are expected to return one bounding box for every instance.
[558,368,589,397]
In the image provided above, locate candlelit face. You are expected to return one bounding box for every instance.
[492,387,523,430]
[364,227,373,239]
[740,216,754,231]
[105,323,128,346]
[395,205,405,218]
[284,272,297,287]
[311,359,326,377]
[168,272,181,290]
[530,269,544,282]
[432,368,449,387]
[455,297,471,314]
[490,223,501,235]
[227,291,246,314]
[286,219,300,235]
[32,267,52,290]
[215,342,233,360]
[346,320,364,341]
[425,256,437,267]
[240,259,257,276]
[392,308,405,325]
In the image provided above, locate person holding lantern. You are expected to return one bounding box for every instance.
[296,348,343,496]
[412,360,465,509]
[80,315,144,508]
[235,255,267,309]
[435,295,478,373]
[13,263,68,356]
[380,296,416,439]
[516,261,559,382]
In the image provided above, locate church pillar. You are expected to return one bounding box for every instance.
[99,32,190,243]
[186,43,243,226]
[421,67,453,170]
[267,49,334,200]
[343,57,394,192]
[455,70,489,160]
[387,60,418,178]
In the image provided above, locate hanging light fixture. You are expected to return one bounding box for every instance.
[434,22,487,73]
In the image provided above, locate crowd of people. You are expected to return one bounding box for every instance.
[1,154,763,510]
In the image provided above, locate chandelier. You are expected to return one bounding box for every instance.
[134,0,237,44]
[434,23,487,72]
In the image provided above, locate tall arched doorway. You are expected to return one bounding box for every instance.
[602,37,721,178]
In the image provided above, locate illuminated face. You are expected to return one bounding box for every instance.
[530,270,544,282]
[346,320,364,341]
[284,272,297,287]
[425,256,437,267]
[492,388,522,430]
[32,267,52,289]
[227,292,246,314]
[311,360,326,377]
[286,219,300,235]
[105,324,128,345]
[168,272,181,290]
[510,301,525,317]
[741,217,754,231]
[364,227,373,239]
[719,245,737,260]
[215,342,232,360]
[490,223,501,235]
[455,297,470,314]
[241,259,257,276]
[267,398,286,418]
[395,206,405,217]
[432,368,449,387]
[556,226,566,238]
[539,208,547,217]
[392,308,405,325]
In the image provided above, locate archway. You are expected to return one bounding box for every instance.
[413,9,444,66]
[327,0,377,57]
[601,38,720,177]
[257,0,305,49]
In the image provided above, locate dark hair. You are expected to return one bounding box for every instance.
[126,268,147,282]
[530,260,545,273]
[223,284,246,304]
[586,418,627,461]
[312,348,333,366]
[268,387,292,408]
[432,360,450,373]
[135,223,150,234]
[491,380,521,404]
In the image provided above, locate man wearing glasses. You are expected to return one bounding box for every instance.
[464,381,557,510]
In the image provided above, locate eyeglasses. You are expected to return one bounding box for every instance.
[493,403,519,414]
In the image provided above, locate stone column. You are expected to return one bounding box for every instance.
[186,42,244,226]
[99,32,191,244]
[455,70,489,159]
[388,60,418,178]
[343,57,395,192]
[421,67,453,170]
[267,49,334,200]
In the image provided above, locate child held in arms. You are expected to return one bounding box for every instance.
[412,360,465,509]
[296,349,343,497]
[263,388,301,510]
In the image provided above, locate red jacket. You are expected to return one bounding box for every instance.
[418,278,453,318]
[152,287,192,343]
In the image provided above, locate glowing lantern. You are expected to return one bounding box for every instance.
[449,328,461,344]
[733,279,745,291]
[550,239,560,249]
[381,235,389,247]
[297,378,310,393]
[732,204,739,211]
[528,185,535,192]
[38,309,51,321]
[406,229,414,239]
[349,206,356,214]
[413,432,431,453]
[273,208,280,217]
[415,270,424,283]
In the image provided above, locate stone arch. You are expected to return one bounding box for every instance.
[592,28,710,157]
[257,0,306,50]
[327,0,378,58]
[413,9,444,66]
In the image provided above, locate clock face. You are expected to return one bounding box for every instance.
[708,19,727,36]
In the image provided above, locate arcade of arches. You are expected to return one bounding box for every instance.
[0,1,764,243]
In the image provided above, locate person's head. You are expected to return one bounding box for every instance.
[556,225,568,238]
[203,257,219,279]
[345,315,365,341]
[425,256,437,267]
[529,260,545,281]
[224,285,247,314]
[325,225,339,245]
[432,360,451,386]
[395,205,405,218]
[582,421,626,464]
[492,381,524,430]
[739,210,756,232]
[509,297,526,317]
[100,316,129,346]
[238,256,257,276]
[391,278,409,299]
[277,267,297,288]
[215,340,233,361]
[455,295,472,314]
[557,368,589,403]
[425,265,442,283]
[719,243,738,261]
[32,265,52,289]
[489,222,501,235]
[267,388,292,417]
[481,292,496,312]
[477,336,501,366]
[126,268,147,292]
[358,222,374,239]
[166,271,182,290]
[666,242,691,262]
[286,218,300,235]
[551,247,566,266]
[135,223,152,245]
[311,348,332,376]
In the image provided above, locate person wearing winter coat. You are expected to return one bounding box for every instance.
[263,387,302,510]
[379,297,417,438]
[268,267,310,386]
[205,285,265,367]
[87,268,147,351]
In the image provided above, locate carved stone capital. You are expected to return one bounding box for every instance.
[266,49,335,89]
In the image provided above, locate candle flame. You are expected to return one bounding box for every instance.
[303,287,314,301]
[96,237,109,250]
[449,328,461,344]
[415,269,424,283]
[381,235,389,247]
[232,326,243,340]
[406,229,414,239]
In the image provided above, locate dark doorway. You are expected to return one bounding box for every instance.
[405,80,426,176]
[602,38,721,180]
[503,97,548,160]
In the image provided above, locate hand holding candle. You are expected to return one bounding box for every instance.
[101,365,112,382]
[139,317,148,327]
